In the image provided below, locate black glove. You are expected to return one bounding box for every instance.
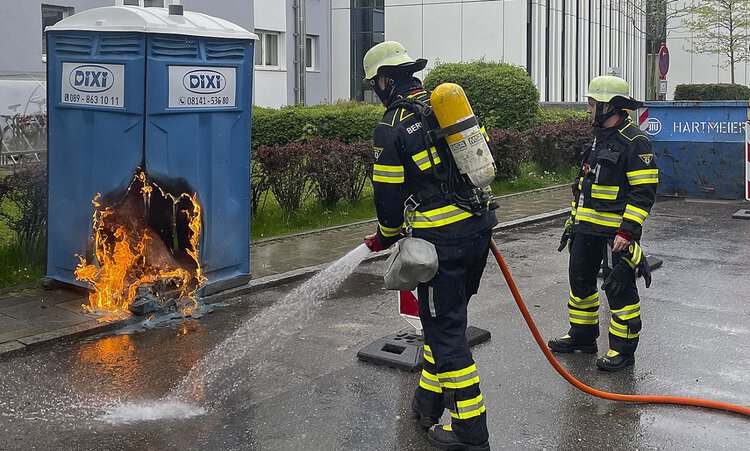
[601,259,634,297]
[623,242,651,288]
[558,217,573,252]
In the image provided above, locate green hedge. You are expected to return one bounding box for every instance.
[673,83,750,101]
[423,60,540,131]
[538,107,588,124]
[252,102,384,149]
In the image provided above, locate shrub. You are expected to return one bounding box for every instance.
[250,160,268,216]
[423,60,540,131]
[254,142,313,214]
[486,128,528,180]
[538,107,588,124]
[252,101,384,149]
[0,164,47,264]
[307,138,374,208]
[673,83,750,101]
[527,120,591,171]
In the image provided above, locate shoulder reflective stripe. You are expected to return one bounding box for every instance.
[379,222,404,237]
[400,108,414,121]
[413,205,473,228]
[412,148,442,170]
[576,207,622,228]
[591,184,620,200]
[373,164,405,183]
[623,204,648,224]
[449,394,486,420]
[612,302,641,321]
[627,169,659,185]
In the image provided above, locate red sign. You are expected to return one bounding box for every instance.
[658,43,670,77]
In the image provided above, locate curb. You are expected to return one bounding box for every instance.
[0,204,571,358]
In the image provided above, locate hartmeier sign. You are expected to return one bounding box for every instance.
[639,102,746,143]
[61,63,125,108]
[168,66,236,108]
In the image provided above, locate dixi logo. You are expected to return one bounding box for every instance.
[644,117,662,136]
[70,65,114,93]
[183,70,225,94]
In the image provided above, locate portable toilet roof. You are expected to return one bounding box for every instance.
[46,6,257,40]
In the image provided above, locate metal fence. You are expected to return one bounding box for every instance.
[0,72,47,167]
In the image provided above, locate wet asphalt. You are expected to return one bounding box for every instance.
[0,197,748,450]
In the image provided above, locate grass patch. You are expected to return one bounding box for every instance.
[492,162,577,196]
[0,239,45,289]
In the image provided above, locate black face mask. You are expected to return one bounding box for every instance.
[371,77,396,106]
[592,101,620,128]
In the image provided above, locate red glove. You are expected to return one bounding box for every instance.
[364,233,385,252]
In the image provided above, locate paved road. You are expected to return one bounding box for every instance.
[0,198,748,450]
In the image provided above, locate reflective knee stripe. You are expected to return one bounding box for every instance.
[612,302,641,321]
[449,394,486,420]
[438,364,480,389]
[576,207,622,228]
[413,205,473,229]
[419,369,443,393]
[609,317,640,339]
[626,169,659,185]
[378,222,404,238]
[423,345,435,364]
[623,204,649,225]
[373,164,405,184]
[569,308,599,325]
[568,291,600,309]
[412,148,442,171]
[591,184,619,200]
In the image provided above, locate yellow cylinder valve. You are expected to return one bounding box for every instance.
[430,83,496,188]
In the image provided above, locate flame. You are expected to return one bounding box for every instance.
[75,172,206,319]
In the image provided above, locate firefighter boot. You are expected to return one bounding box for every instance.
[427,424,490,451]
[411,397,440,429]
[547,334,597,354]
[596,349,635,372]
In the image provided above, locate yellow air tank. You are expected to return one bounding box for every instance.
[430,83,497,188]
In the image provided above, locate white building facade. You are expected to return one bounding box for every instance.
[333,0,647,103]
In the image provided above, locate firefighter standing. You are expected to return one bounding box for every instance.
[549,76,658,372]
[362,41,496,450]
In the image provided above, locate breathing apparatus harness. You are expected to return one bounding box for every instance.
[385,97,498,218]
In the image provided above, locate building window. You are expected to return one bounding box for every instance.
[123,0,164,6]
[351,0,385,102]
[254,30,281,68]
[306,35,317,70]
[42,4,74,59]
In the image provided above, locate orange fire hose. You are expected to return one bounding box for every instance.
[489,238,750,417]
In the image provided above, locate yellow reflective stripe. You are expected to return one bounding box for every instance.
[412,148,442,171]
[569,309,599,325]
[481,125,489,142]
[623,204,649,225]
[438,364,480,389]
[612,302,641,321]
[373,164,405,184]
[413,205,473,228]
[379,222,403,238]
[609,319,640,338]
[419,369,442,393]
[591,184,619,200]
[576,207,622,228]
[569,291,600,309]
[449,394,486,419]
[571,201,577,216]
[627,169,659,185]
[423,347,435,364]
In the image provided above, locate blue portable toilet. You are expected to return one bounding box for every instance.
[45,6,256,297]
[638,101,747,199]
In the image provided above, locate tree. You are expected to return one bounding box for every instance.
[682,0,750,84]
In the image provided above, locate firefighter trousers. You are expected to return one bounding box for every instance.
[412,229,492,446]
[567,233,641,356]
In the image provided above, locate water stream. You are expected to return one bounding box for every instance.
[98,243,372,423]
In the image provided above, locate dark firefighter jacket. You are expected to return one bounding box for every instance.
[572,116,659,240]
[372,79,497,248]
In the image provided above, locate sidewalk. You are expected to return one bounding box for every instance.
[0,185,571,356]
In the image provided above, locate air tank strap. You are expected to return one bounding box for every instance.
[425,116,478,145]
